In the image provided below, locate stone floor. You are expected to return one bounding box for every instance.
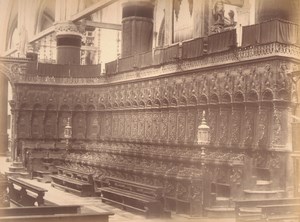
[0,156,235,222]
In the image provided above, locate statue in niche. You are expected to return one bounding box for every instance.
[211,1,237,33]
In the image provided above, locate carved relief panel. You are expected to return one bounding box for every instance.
[208,108,218,146]
[230,106,243,146]
[255,106,271,148]
[160,110,169,142]
[145,112,152,141]
[137,111,145,140]
[186,109,197,143]
[104,112,112,139]
[86,112,99,140]
[177,110,186,143]
[218,107,230,146]
[111,112,119,139]
[119,112,126,139]
[131,111,138,140]
[242,106,257,148]
[44,112,57,139]
[124,112,132,140]
[31,111,44,139]
[152,111,160,142]
[271,106,288,147]
[72,112,86,140]
[169,110,177,142]
[17,111,31,138]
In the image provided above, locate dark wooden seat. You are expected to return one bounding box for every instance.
[50,166,94,197]
[0,205,113,222]
[98,177,165,218]
[234,198,300,222]
[33,170,52,183]
[7,177,47,207]
[0,205,81,216]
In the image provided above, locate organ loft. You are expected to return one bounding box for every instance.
[0,0,300,219]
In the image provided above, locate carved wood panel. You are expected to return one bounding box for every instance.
[44,112,57,139]
[31,112,44,139]
[73,112,86,139]
[86,112,99,140]
[17,112,31,138]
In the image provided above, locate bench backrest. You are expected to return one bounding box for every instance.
[0,205,81,216]
[0,212,113,222]
[235,198,300,208]
[103,177,163,199]
[57,166,93,183]
[8,177,47,194]
[8,177,48,206]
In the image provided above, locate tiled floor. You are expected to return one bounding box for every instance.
[0,157,235,222]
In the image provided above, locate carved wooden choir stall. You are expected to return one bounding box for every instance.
[1,3,298,218]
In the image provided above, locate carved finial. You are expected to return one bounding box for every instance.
[201,110,207,125]
[197,110,210,145]
[66,117,71,126]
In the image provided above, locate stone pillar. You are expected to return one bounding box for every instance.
[0,75,8,156]
[55,21,84,65]
[121,1,154,57]
[9,99,18,161]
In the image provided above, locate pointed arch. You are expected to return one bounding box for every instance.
[199,94,208,105]
[153,98,161,107]
[247,90,259,102]
[188,95,197,105]
[277,89,289,101]
[233,91,244,102]
[146,100,153,107]
[170,97,178,106]
[221,92,231,103]
[262,89,274,101]
[210,94,219,104]
[179,96,187,105]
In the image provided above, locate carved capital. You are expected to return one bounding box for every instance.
[55,21,84,37]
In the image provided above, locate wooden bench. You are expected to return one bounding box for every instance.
[234,198,300,222]
[98,177,165,218]
[51,166,94,196]
[0,206,113,222]
[7,177,47,206]
[33,170,52,183]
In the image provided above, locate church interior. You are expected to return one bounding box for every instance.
[0,0,300,221]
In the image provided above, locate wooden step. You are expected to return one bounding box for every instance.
[213,196,233,207]
[205,207,235,218]
[244,189,285,199]
[8,166,26,173]
[256,180,272,186]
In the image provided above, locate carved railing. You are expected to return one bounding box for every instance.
[26,63,101,78]
[4,42,297,85]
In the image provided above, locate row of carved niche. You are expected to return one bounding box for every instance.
[64,153,242,182]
